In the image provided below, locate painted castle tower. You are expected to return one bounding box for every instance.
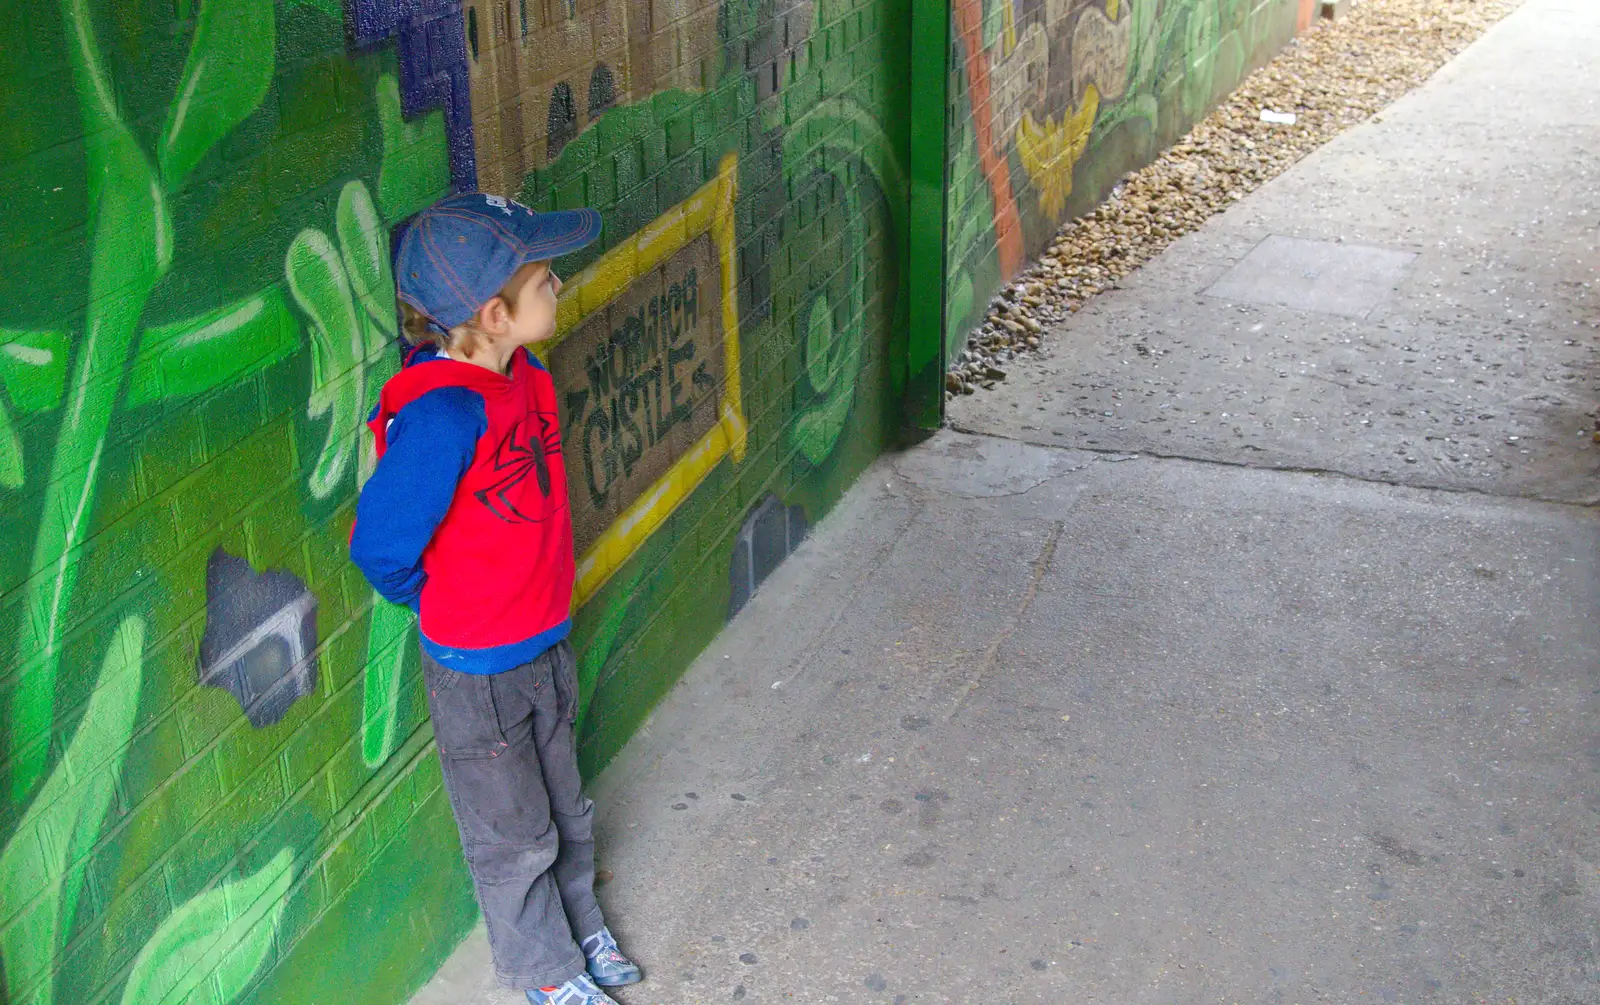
[462,0,724,195]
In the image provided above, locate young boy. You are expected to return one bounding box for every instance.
[350,194,640,1005]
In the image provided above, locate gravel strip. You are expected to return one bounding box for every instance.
[948,0,1526,397]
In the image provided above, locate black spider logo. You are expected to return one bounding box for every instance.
[474,411,565,523]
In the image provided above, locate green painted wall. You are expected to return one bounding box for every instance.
[0,0,908,1003]
[942,0,1301,356]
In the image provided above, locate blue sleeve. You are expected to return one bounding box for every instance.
[350,387,486,610]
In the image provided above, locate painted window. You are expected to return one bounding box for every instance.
[588,63,616,117]
[547,81,577,159]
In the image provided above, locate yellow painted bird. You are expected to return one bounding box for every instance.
[1016,86,1101,221]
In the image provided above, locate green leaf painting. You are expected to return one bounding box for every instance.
[333,180,416,769]
[288,181,400,500]
[118,848,295,1005]
[0,290,299,491]
[125,290,301,406]
[0,329,70,413]
[10,0,175,805]
[791,290,866,467]
[159,0,277,188]
[0,326,72,497]
[782,98,909,379]
[287,227,365,499]
[336,182,397,337]
[784,105,876,467]
[361,596,416,767]
[0,617,146,1005]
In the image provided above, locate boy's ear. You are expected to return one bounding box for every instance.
[477,295,510,333]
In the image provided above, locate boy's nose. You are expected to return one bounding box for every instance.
[551,272,563,295]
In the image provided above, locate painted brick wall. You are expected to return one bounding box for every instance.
[0,0,908,1003]
[943,0,1302,356]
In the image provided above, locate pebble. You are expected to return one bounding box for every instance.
[948,0,1523,396]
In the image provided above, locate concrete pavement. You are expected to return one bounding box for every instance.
[411,2,1599,1002]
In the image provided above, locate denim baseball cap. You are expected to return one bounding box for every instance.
[394,193,602,331]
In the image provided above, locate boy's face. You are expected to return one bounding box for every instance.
[479,260,563,346]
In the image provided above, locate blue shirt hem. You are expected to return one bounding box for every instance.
[420,618,572,674]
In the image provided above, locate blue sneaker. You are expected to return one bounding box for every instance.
[581,927,643,987]
[524,973,619,1005]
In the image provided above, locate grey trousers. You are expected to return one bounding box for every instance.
[422,640,604,990]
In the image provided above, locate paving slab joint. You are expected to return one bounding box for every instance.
[944,518,1063,720]
[943,422,1600,511]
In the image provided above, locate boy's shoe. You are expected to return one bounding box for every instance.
[581,927,643,987]
[524,973,619,1005]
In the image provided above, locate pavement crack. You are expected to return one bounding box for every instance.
[945,519,1064,719]
[945,422,1600,510]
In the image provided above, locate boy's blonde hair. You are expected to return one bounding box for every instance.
[397,276,525,358]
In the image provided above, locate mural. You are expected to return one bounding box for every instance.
[944,0,1301,355]
[0,0,904,1002]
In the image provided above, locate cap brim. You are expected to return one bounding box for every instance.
[517,207,603,263]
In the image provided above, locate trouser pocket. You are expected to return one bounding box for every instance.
[549,640,578,725]
[423,654,509,759]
